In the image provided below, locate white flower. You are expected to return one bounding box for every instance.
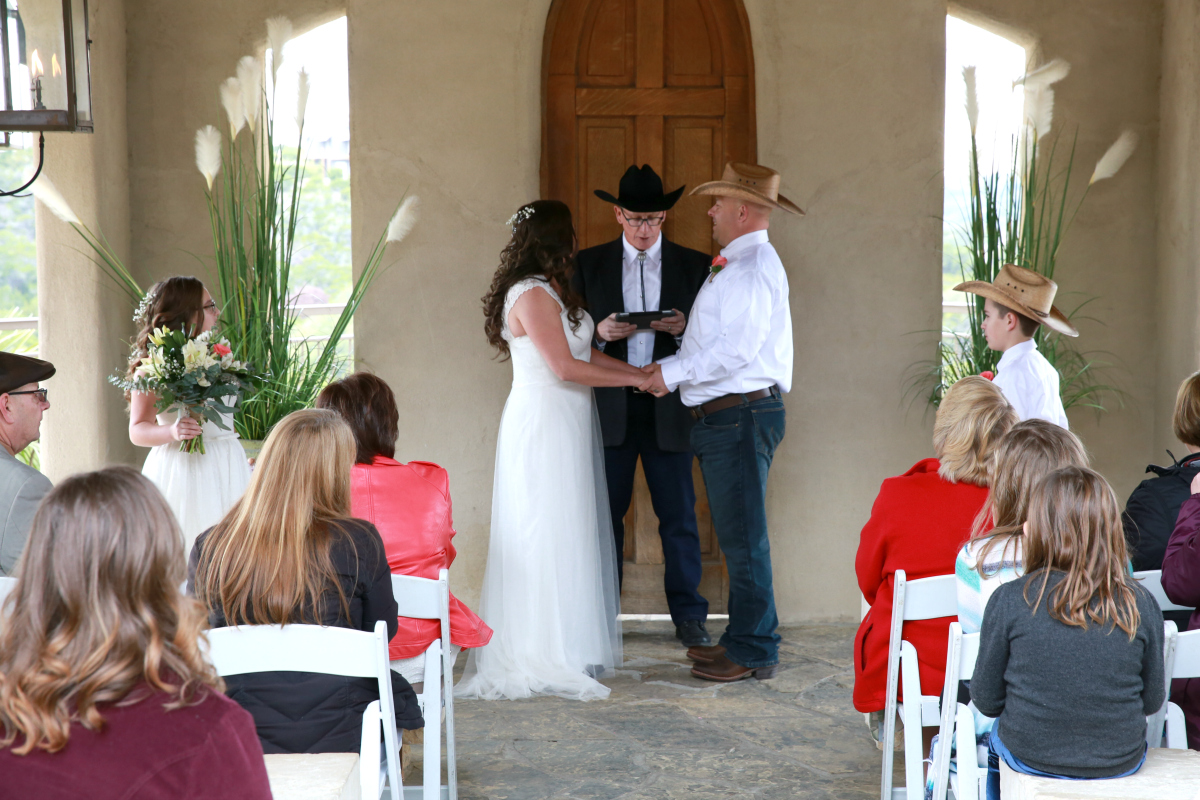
[220,77,245,139]
[197,374,211,387]
[387,195,420,243]
[237,56,263,134]
[182,338,217,372]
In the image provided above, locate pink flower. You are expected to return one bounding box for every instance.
[213,343,232,357]
[980,370,994,381]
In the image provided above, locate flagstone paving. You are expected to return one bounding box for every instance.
[409,620,896,799]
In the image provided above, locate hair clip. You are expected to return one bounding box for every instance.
[133,291,156,325]
[506,205,535,229]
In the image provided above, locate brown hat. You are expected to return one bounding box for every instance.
[0,351,55,395]
[954,264,1078,337]
[690,163,805,216]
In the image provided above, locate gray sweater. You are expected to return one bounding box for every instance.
[971,571,1165,778]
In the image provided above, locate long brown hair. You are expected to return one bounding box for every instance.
[1023,466,1140,638]
[0,467,219,755]
[315,372,399,464]
[482,200,585,358]
[969,419,1088,571]
[124,276,207,388]
[194,409,357,626]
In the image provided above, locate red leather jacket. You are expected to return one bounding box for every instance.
[350,456,493,659]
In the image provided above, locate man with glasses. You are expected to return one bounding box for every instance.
[572,164,713,648]
[0,351,54,575]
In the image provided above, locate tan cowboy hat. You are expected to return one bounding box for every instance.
[955,264,1078,337]
[689,163,805,216]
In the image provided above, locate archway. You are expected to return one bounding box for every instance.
[541,0,756,613]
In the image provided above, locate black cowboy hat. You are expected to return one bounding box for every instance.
[594,165,686,213]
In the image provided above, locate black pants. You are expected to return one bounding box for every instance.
[604,390,708,624]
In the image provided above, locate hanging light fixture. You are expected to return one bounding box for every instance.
[0,0,91,132]
[0,0,92,196]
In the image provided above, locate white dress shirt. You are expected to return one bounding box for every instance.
[620,234,663,368]
[992,338,1069,429]
[658,229,793,407]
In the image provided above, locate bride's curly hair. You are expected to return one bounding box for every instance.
[124,276,207,391]
[483,200,585,359]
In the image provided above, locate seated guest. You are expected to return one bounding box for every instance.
[0,351,54,575]
[316,373,492,683]
[0,466,272,799]
[1160,470,1200,749]
[853,376,1016,740]
[973,466,1164,800]
[1124,372,1200,628]
[956,419,1088,634]
[189,409,424,753]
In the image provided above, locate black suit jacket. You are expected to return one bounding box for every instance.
[572,236,710,452]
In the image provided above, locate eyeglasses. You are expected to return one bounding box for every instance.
[8,388,47,402]
[619,212,666,230]
[203,300,219,312]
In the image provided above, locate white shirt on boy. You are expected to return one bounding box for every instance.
[992,338,1069,429]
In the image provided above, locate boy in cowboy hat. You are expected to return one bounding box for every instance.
[640,162,802,682]
[954,264,1077,428]
[572,164,715,648]
[0,350,55,575]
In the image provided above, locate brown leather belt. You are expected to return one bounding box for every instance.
[691,387,777,420]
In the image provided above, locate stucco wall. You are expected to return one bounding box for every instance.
[1157,0,1200,454]
[37,0,136,481]
[956,0,1163,499]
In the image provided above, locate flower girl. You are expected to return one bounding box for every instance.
[126,276,251,558]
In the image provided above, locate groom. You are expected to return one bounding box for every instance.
[640,163,802,681]
[572,165,713,648]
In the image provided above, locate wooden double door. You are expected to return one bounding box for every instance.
[542,0,756,613]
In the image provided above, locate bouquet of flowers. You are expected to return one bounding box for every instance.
[110,327,262,453]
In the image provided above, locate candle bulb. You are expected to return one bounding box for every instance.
[29,50,44,110]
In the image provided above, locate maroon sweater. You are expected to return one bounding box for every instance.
[1162,493,1200,750]
[0,684,272,800]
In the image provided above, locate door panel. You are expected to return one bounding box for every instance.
[543,0,755,615]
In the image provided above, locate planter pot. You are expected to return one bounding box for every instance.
[240,439,264,464]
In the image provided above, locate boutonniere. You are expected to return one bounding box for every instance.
[708,255,727,283]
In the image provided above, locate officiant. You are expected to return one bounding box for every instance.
[572,165,713,649]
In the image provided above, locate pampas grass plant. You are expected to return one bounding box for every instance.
[917,60,1135,412]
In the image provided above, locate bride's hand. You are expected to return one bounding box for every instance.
[170,416,203,442]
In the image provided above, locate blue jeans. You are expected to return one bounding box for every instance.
[985,730,1146,800]
[689,391,785,668]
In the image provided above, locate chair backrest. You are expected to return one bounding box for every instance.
[1170,627,1200,680]
[952,626,980,681]
[390,571,449,622]
[1134,570,1195,613]
[0,576,16,608]
[898,570,959,621]
[206,622,386,679]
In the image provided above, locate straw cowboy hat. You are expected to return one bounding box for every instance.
[955,264,1078,337]
[689,163,804,216]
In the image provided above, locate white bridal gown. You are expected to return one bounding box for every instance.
[141,399,251,560]
[456,277,622,701]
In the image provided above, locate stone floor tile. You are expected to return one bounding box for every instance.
[755,656,848,694]
[512,739,649,778]
[712,709,881,775]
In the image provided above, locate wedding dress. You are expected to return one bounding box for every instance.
[141,399,251,561]
[455,277,622,701]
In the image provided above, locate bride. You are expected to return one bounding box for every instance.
[457,200,653,701]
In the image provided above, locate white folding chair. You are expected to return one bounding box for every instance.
[880,569,959,800]
[1162,623,1200,750]
[1134,570,1196,615]
[391,569,456,800]
[931,623,983,800]
[205,620,403,800]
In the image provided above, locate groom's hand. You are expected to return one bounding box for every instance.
[638,363,669,397]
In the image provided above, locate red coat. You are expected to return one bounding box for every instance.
[351,456,493,660]
[853,458,989,712]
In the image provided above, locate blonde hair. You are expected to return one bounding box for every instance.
[1174,372,1200,448]
[194,408,357,626]
[934,376,1018,486]
[1024,466,1140,639]
[0,467,219,755]
[970,419,1089,570]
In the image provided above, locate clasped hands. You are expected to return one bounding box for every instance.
[636,363,669,397]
